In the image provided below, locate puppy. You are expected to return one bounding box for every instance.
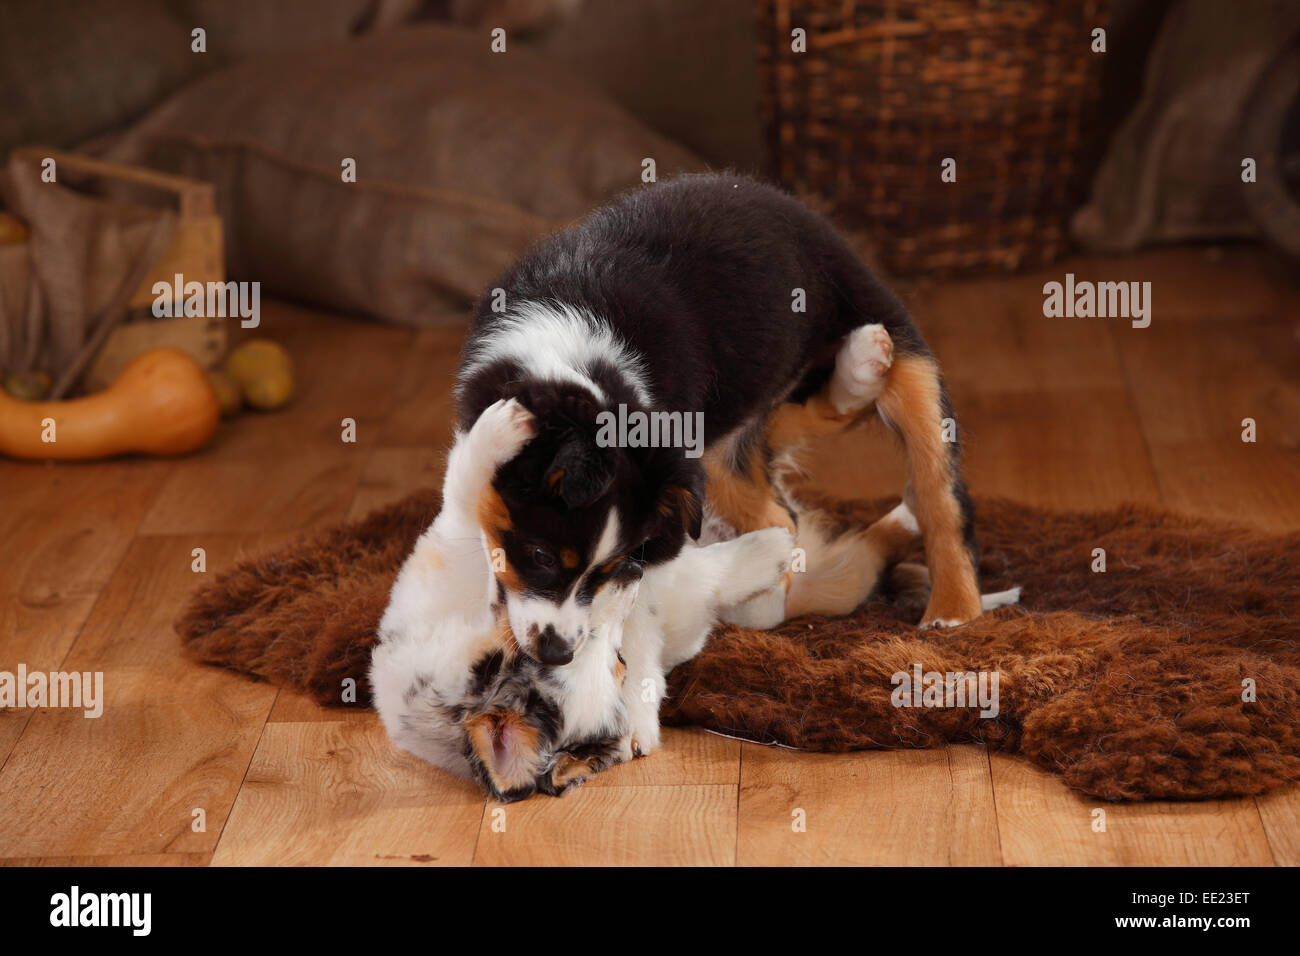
[370,397,799,800]
[456,172,988,672]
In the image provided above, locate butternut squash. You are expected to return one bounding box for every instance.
[0,348,221,460]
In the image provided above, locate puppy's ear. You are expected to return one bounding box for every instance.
[544,434,614,508]
[640,456,705,564]
[656,479,704,539]
[465,710,542,800]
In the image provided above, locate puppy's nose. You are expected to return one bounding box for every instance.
[535,625,574,666]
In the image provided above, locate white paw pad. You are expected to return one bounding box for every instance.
[830,324,894,414]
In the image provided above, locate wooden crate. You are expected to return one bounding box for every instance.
[9,147,227,392]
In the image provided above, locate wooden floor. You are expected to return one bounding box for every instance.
[2,246,1298,866]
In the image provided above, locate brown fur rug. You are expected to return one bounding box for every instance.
[175,491,1300,802]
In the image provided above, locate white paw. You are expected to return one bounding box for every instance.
[829,323,894,414]
[980,586,1021,611]
[884,501,920,537]
[739,526,796,581]
[472,398,535,466]
[713,526,794,617]
[720,582,787,629]
[618,711,661,761]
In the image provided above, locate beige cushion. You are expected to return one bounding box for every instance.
[160,0,420,60]
[0,0,204,161]
[104,25,703,325]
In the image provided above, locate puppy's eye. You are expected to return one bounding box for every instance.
[532,547,556,569]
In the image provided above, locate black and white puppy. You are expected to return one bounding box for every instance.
[456,172,988,670]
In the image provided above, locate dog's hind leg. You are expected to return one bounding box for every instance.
[713,331,902,625]
[700,324,895,540]
[873,353,983,628]
[700,426,798,538]
[763,320,983,628]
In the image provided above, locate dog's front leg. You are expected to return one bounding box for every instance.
[442,397,535,521]
[615,607,667,760]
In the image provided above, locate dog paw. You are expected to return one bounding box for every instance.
[617,709,662,761]
[919,616,967,631]
[919,584,984,630]
[720,583,787,629]
[472,397,535,465]
[980,586,1022,611]
[918,606,981,630]
[829,323,894,414]
[743,526,797,580]
[714,527,795,623]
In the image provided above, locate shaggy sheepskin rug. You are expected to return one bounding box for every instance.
[175,490,1300,801]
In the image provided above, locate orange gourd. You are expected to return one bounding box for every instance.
[0,348,221,460]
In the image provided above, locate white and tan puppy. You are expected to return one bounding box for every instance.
[370,397,796,800]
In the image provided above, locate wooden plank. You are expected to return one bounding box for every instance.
[346,446,443,521]
[989,753,1275,866]
[0,460,170,764]
[1256,789,1300,866]
[139,451,364,535]
[473,785,736,866]
[212,302,416,460]
[914,266,1134,395]
[0,535,278,859]
[375,325,468,447]
[211,721,485,866]
[268,688,374,723]
[0,854,208,867]
[737,744,1001,866]
[1113,315,1300,530]
[793,262,1157,509]
[956,388,1163,509]
[1057,247,1300,325]
[586,728,739,788]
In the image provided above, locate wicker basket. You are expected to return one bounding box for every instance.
[756,0,1111,275]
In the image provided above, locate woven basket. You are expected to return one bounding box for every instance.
[757,0,1111,275]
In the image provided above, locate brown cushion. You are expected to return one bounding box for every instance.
[104,25,703,325]
[0,0,205,161]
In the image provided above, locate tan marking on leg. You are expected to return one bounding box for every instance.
[702,440,796,536]
[766,391,858,452]
[875,354,981,626]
